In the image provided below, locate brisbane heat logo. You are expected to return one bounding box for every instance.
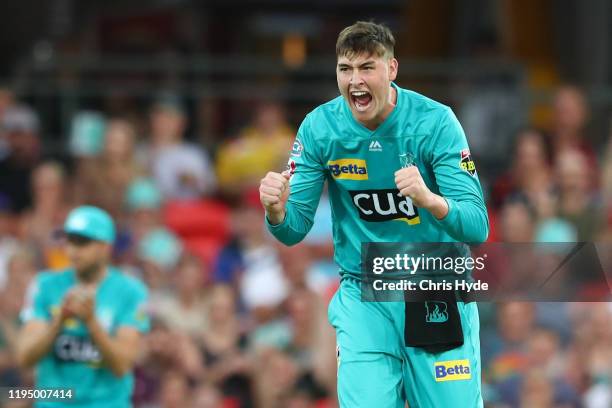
[349,189,420,225]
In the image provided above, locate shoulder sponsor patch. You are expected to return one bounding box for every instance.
[459,149,476,176]
[291,139,303,157]
[434,359,472,382]
[328,158,368,180]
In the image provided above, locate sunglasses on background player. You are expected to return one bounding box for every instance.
[65,233,96,247]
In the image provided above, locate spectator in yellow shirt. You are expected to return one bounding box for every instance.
[216,102,293,194]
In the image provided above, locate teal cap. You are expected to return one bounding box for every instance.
[535,218,577,243]
[63,205,116,243]
[535,218,577,255]
[69,111,106,157]
[125,178,162,210]
[138,228,182,269]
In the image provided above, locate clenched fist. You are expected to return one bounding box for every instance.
[259,171,291,225]
[395,166,449,219]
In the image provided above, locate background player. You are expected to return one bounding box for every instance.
[17,205,149,408]
[260,21,489,407]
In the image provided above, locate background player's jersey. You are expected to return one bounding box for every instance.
[267,83,488,278]
[20,267,150,408]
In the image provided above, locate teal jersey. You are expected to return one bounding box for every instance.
[20,267,150,408]
[267,83,489,278]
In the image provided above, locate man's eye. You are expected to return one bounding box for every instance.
[364,66,373,70]
[339,67,348,72]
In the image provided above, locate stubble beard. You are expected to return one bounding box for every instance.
[76,260,105,283]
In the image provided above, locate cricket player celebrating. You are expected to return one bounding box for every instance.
[260,21,488,407]
[17,206,149,408]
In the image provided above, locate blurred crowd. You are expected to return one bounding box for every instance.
[0,82,610,408]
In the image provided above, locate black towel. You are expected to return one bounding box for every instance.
[404,288,465,353]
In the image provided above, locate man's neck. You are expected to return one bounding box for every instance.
[78,265,108,286]
[362,85,397,131]
[153,134,180,147]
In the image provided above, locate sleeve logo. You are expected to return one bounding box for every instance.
[291,139,303,157]
[459,149,476,176]
[286,158,297,179]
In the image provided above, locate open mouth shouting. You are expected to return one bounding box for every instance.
[350,90,373,112]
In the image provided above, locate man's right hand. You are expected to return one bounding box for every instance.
[61,290,81,322]
[61,287,92,321]
[259,171,291,225]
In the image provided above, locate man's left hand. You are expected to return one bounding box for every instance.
[394,167,434,208]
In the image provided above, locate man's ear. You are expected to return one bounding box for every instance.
[100,242,113,259]
[389,58,398,81]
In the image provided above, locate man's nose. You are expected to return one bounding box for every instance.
[350,69,364,86]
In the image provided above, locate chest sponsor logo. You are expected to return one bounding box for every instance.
[349,189,420,224]
[369,140,382,152]
[434,359,472,382]
[54,334,102,364]
[328,159,368,180]
[460,148,476,176]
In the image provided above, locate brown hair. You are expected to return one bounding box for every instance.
[336,21,395,59]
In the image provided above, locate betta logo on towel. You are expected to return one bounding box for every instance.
[434,360,472,382]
